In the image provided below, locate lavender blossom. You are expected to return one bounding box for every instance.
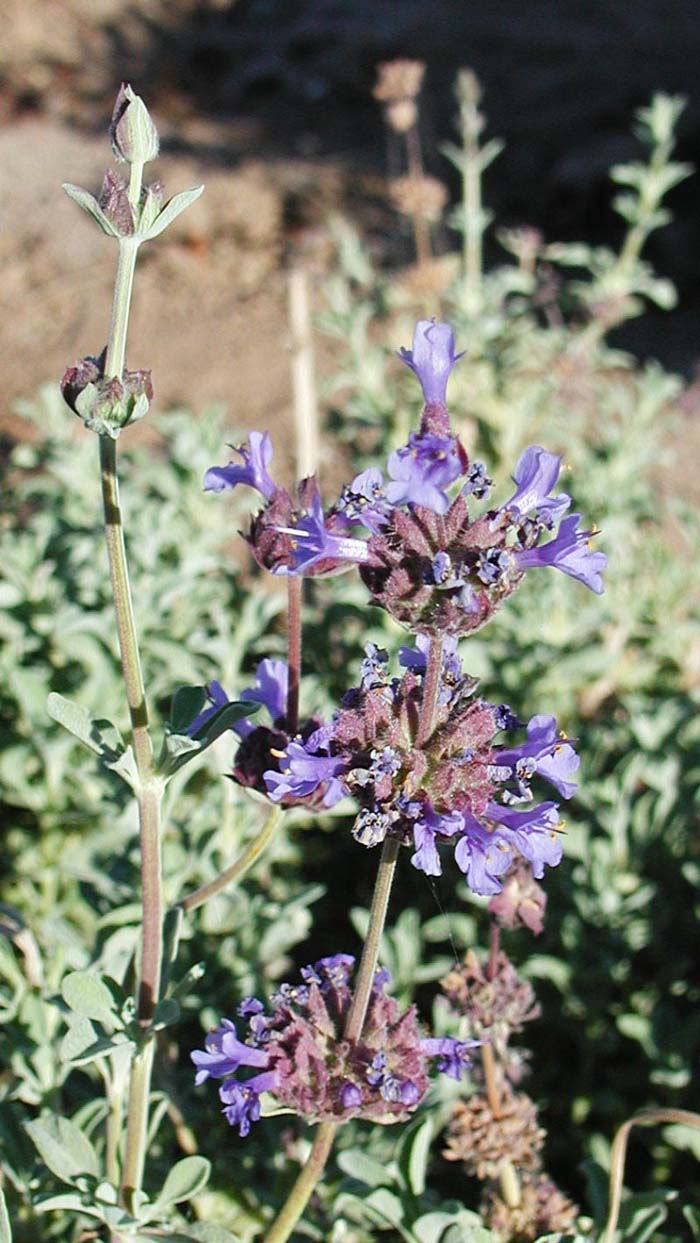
[421,1036,481,1080]
[271,489,370,576]
[488,801,565,878]
[513,513,607,593]
[191,1018,270,1085]
[502,446,571,525]
[264,725,347,807]
[497,715,579,800]
[410,805,463,877]
[386,431,466,514]
[204,431,277,500]
[240,657,288,724]
[398,319,463,407]
[454,814,515,895]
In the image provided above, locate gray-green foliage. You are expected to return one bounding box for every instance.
[1,89,699,1241]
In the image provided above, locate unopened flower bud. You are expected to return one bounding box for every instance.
[98,170,135,237]
[60,351,153,438]
[110,83,160,165]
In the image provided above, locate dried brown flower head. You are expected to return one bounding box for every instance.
[444,1086,545,1179]
[373,59,426,104]
[390,174,449,223]
[442,948,540,1055]
[482,1172,579,1241]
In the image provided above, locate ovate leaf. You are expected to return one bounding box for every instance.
[25,1114,99,1185]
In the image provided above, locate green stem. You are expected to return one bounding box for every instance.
[97,157,165,1207]
[179,806,282,913]
[263,836,401,1243]
[120,1039,156,1212]
[343,836,400,1043]
[264,1122,338,1243]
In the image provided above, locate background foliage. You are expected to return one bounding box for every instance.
[0,89,699,1242]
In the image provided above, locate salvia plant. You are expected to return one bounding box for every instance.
[1,65,700,1243]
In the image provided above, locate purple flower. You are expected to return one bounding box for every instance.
[272,490,370,576]
[513,513,606,594]
[462,461,493,500]
[337,468,390,534]
[497,715,579,800]
[454,813,514,895]
[219,1071,278,1137]
[502,446,571,525]
[398,319,463,407]
[301,954,355,989]
[240,658,288,724]
[410,805,463,877]
[341,1082,363,1109]
[204,431,277,500]
[191,1019,270,1085]
[264,732,347,807]
[399,634,461,682]
[421,1036,480,1080]
[366,1051,420,1105]
[386,432,465,514]
[360,643,389,689]
[488,801,564,878]
[186,680,231,737]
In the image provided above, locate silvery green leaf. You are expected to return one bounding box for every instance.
[62,184,121,238]
[182,1227,240,1243]
[337,1148,392,1188]
[25,1114,99,1185]
[0,1186,11,1243]
[155,1155,211,1207]
[103,745,139,790]
[396,1114,433,1196]
[151,997,180,1030]
[47,693,101,754]
[61,970,115,1021]
[139,185,204,241]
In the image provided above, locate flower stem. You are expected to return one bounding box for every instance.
[417,634,443,747]
[264,1122,338,1243]
[344,836,400,1042]
[97,157,165,1208]
[264,826,402,1241]
[120,1038,156,1210]
[287,576,302,733]
[179,806,282,913]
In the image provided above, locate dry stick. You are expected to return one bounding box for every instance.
[288,267,320,481]
[404,121,431,266]
[602,1108,700,1243]
[285,267,319,735]
[265,635,445,1243]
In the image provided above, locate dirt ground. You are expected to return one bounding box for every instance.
[2,0,700,481]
